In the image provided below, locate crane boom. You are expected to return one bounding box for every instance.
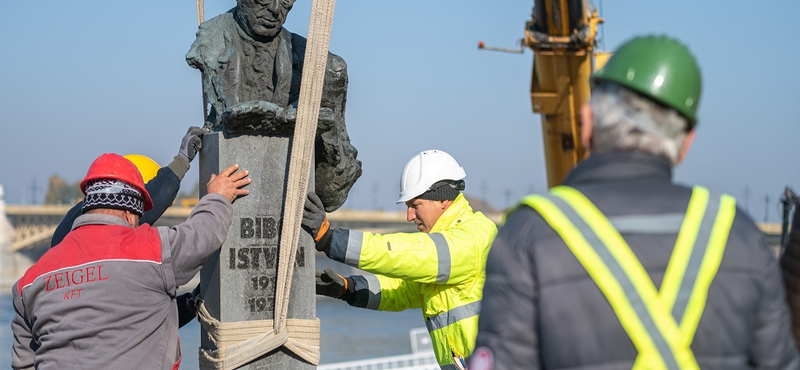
[527,0,605,187]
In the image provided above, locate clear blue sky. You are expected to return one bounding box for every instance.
[1,1,798,222]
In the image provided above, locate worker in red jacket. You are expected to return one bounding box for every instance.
[12,153,250,370]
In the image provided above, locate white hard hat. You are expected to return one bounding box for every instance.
[397,150,466,204]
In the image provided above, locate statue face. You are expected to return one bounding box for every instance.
[237,0,296,40]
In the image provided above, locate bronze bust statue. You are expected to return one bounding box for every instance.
[187,0,361,211]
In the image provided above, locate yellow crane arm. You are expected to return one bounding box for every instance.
[527,0,603,187]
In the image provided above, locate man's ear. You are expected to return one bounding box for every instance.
[676,129,696,165]
[439,199,453,210]
[580,104,594,152]
[124,211,138,227]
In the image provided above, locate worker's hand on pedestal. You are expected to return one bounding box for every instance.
[302,192,332,253]
[207,164,251,203]
[316,268,349,299]
[178,126,207,163]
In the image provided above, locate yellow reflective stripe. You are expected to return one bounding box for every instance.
[660,186,708,315]
[519,186,733,370]
[426,301,481,332]
[669,188,723,328]
[429,233,452,284]
[550,187,694,370]
[679,194,735,342]
[520,194,668,370]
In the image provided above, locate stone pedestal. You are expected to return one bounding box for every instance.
[199,132,315,369]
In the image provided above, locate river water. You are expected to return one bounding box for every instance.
[0,294,422,368]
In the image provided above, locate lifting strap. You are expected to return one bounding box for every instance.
[195,0,204,26]
[196,0,337,368]
[518,186,736,370]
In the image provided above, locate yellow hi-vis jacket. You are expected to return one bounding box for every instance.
[325,194,497,369]
[520,186,735,370]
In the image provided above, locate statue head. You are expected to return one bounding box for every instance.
[235,0,296,41]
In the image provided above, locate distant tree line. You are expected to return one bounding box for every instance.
[44,174,200,206]
[44,175,82,205]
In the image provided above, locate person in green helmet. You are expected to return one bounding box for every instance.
[782,199,800,349]
[469,35,799,370]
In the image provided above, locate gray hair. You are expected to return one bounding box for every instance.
[589,83,690,165]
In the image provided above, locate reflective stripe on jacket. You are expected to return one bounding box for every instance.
[11,194,233,370]
[519,186,734,370]
[327,194,497,367]
[473,152,800,370]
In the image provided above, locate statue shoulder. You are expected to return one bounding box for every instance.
[288,31,347,74]
[196,10,235,40]
[187,10,236,66]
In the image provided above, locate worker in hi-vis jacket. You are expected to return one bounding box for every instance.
[469,35,800,370]
[303,149,497,370]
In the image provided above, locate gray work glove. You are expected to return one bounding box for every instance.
[316,268,349,298]
[178,126,206,163]
[303,192,331,252]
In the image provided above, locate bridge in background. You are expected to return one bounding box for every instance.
[2,205,455,252]
[0,204,784,289]
[0,204,501,289]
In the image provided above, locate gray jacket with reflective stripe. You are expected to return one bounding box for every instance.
[781,203,800,349]
[11,193,233,370]
[474,152,799,370]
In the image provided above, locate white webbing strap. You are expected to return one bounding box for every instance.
[195,0,336,368]
[196,300,321,369]
[196,0,204,26]
[275,0,337,333]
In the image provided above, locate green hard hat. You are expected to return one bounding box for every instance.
[593,35,702,126]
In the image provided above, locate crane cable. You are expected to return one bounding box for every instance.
[195,0,337,368]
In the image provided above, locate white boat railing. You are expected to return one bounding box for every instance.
[317,352,439,370]
[317,350,439,370]
[318,328,439,370]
